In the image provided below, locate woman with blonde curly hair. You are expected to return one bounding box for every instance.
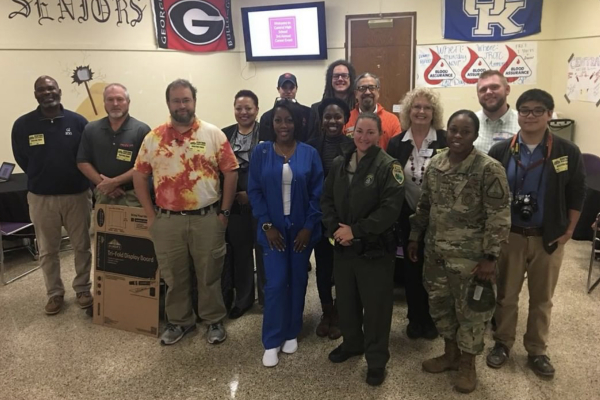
[387,87,447,340]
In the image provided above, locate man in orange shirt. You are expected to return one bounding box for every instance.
[345,72,401,151]
[133,79,239,346]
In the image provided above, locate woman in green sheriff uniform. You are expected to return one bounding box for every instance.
[321,112,405,386]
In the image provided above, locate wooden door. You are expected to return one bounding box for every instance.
[346,13,416,115]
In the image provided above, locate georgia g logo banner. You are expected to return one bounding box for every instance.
[152,0,234,52]
[443,0,543,41]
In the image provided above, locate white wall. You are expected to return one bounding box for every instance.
[1,0,594,170]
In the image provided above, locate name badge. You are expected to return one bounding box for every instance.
[116,149,133,162]
[29,134,45,146]
[552,156,568,173]
[493,132,513,141]
[419,148,434,157]
[190,141,206,153]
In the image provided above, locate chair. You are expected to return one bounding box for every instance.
[588,213,600,294]
[1,222,39,285]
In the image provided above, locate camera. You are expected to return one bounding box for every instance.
[512,193,538,221]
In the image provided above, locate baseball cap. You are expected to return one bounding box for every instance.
[277,73,298,88]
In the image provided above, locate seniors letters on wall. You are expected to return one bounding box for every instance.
[152,0,235,52]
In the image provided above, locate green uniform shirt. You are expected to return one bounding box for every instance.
[409,147,511,259]
[321,143,405,241]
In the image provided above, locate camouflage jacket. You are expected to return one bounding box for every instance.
[409,147,511,259]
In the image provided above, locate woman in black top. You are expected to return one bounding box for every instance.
[307,97,353,339]
[221,90,262,319]
[386,87,447,340]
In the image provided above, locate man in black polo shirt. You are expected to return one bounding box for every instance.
[77,83,150,206]
[11,75,92,315]
[258,73,311,142]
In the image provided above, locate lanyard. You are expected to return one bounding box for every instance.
[509,132,552,195]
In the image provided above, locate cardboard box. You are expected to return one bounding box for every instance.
[93,205,159,337]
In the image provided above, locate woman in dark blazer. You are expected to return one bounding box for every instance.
[386,87,447,340]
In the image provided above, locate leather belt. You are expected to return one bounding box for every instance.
[510,225,543,237]
[159,202,218,216]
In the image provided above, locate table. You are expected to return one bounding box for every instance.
[0,173,30,222]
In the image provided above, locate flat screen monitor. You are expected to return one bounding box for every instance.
[241,2,327,62]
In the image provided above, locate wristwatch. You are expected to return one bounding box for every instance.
[219,209,230,217]
[262,222,273,232]
[484,254,497,262]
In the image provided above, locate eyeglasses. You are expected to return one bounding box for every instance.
[412,105,433,112]
[332,73,350,80]
[518,108,547,117]
[170,98,193,105]
[356,85,379,93]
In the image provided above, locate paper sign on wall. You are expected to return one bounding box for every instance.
[416,42,537,88]
[565,54,600,105]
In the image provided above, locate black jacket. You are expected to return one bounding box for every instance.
[386,129,448,168]
[488,132,586,254]
[306,134,353,177]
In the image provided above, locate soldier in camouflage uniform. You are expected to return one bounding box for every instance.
[408,110,511,393]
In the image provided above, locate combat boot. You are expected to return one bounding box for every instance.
[316,303,333,337]
[422,339,460,373]
[454,352,477,393]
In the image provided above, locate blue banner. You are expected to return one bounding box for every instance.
[443,0,543,42]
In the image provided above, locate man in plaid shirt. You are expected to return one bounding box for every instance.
[474,70,519,154]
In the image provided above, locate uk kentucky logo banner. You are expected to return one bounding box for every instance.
[152,0,235,52]
[443,0,543,41]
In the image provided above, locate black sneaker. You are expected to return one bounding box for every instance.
[159,323,196,345]
[406,322,423,339]
[487,343,510,368]
[328,344,364,363]
[421,322,439,340]
[528,355,555,378]
[366,367,386,386]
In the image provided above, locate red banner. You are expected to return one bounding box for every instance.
[152,0,234,52]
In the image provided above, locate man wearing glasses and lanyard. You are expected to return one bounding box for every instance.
[486,89,585,378]
[344,72,401,151]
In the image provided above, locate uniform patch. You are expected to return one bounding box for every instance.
[116,149,133,162]
[552,156,568,173]
[364,174,374,186]
[392,164,405,185]
[190,140,206,153]
[29,134,45,146]
[486,177,505,199]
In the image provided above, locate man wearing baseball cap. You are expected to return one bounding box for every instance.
[258,73,311,142]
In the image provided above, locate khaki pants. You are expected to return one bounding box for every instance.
[150,209,227,326]
[94,189,141,207]
[493,232,565,356]
[28,191,93,298]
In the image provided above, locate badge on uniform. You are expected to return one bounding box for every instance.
[486,177,505,199]
[190,140,206,154]
[392,164,405,185]
[116,149,133,162]
[552,156,568,173]
[29,134,45,146]
[364,174,374,187]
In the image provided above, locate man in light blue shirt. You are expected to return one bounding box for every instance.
[474,70,519,154]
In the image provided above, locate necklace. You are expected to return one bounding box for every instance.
[274,141,296,162]
[409,155,425,185]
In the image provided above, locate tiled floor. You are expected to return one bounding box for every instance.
[1,240,599,400]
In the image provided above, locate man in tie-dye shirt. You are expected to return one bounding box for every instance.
[133,79,239,346]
